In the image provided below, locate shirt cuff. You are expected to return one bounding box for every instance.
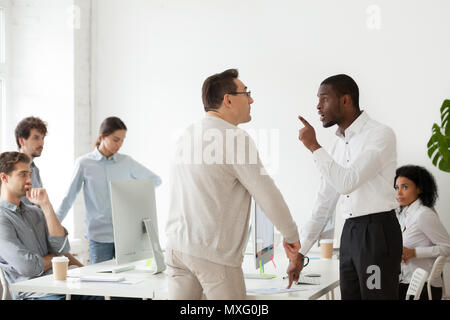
[36,256,45,277]
[48,228,71,255]
[415,246,435,259]
[312,147,330,164]
[299,238,315,256]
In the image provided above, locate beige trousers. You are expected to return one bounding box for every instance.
[165,249,246,300]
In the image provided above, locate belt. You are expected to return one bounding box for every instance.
[347,210,395,223]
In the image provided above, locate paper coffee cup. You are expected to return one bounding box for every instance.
[320,239,333,259]
[52,256,69,280]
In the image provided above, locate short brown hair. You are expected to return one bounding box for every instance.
[94,117,128,147]
[14,117,48,150]
[201,69,239,112]
[0,152,31,187]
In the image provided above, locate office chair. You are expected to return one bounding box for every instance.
[427,256,447,300]
[406,267,429,300]
[0,268,12,300]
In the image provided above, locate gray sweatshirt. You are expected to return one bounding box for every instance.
[165,115,299,267]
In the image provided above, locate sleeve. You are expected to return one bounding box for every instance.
[299,176,340,256]
[45,223,71,255]
[130,157,162,188]
[0,218,45,278]
[415,211,450,258]
[56,158,84,221]
[230,133,299,244]
[312,127,396,195]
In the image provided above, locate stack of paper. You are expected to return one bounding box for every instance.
[79,275,125,282]
[247,287,307,295]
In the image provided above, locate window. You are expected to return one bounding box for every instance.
[0,6,5,64]
[0,3,7,150]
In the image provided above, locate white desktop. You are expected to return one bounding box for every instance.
[244,200,276,279]
[105,179,166,274]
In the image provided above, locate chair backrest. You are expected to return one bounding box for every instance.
[406,267,429,300]
[0,268,12,300]
[427,256,447,300]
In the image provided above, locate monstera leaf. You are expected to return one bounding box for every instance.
[427,99,450,172]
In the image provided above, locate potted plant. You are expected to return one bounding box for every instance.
[427,99,450,172]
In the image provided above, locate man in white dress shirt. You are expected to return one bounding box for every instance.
[291,74,402,299]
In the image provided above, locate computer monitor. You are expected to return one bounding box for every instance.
[110,179,165,273]
[254,201,274,270]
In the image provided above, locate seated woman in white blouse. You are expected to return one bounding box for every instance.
[395,165,450,300]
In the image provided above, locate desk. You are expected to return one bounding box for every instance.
[11,258,339,300]
[11,260,167,300]
[245,259,340,300]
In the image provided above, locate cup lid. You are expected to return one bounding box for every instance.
[52,256,69,262]
[319,239,333,244]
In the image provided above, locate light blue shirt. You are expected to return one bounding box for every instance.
[56,148,162,243]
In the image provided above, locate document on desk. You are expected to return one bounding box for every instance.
[67,276,144,285]
[247,287,307,295]
[80,275,125,282]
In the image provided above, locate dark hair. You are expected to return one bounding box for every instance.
[0,152,31,188]
[94,117,127,147]
[395,165,438,208]
[321,74,360,110]
[201,69,239,112]
[14,117,48,150]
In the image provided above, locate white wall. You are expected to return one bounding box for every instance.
[91,0,450,248]
[4,0,75,231]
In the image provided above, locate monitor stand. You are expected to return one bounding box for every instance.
[96,219,165,274]
[244,273,276,279]
[97,264,136,274]
[142,218,166,274]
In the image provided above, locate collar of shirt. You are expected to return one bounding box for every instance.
[0,199,24,213]
[402,198,422,218]
[400,199,423,232]
[92,147,117,162]
[204,114,238,129]
[335,110,369,140]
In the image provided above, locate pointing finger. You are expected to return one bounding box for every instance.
[298,116,310,127]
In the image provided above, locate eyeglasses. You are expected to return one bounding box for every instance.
[228,91,252,98]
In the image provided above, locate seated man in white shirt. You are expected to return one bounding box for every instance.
[290,74,402,299]
[395,165,450,300]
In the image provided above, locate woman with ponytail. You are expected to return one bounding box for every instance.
[56,117,161,264]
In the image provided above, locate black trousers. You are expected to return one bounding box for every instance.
[339,210,402,300]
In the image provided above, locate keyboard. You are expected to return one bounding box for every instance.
[295,274,321,285]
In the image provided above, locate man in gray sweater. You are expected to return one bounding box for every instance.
[165,69,301,299]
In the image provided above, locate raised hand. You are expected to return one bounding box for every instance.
[298,116,321,153]
[26,188,50,207]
